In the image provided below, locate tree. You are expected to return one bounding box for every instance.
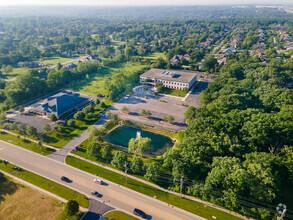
[67,119,76,127]
[50,114,57,122]
[42,124,51,132]
[95,99,100,105]
[64,200,79,216]
[26,126,38,137]
[102,145,112,161]
[0,113,6,125]
[184,106,196,120]
[82,104,95,114]
[167,115,174,124]
[162,115,168,121]
[144,162,159,181]
[111,151,127,170]
[100,102,106,108]
[140,109,146,116]
[105,111,112,117]
[130,156,143,174]
[88,126,107,143]
[74,111,86,121]
[17,123,27,137]
[10,122,19,130]
[121,106,129,113]
[57,62,62,70]
[156,83,164,93]
[128,137,151,156]
[87,141,101,157]
[202,55,218,73]
[19,106,24,114]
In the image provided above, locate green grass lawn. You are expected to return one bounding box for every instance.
[43,103,112,148]
[69,62,147,96]
[39,56,76,67]
[0,160,89,208]
[104,211,138,220]
[143,52,167,60]
[0,131,55,155]
[66,156,241,220]
[159,87,188,97]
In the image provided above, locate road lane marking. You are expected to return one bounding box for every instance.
[2,155,187,220]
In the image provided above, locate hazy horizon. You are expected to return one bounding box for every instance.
[0,0,292,6]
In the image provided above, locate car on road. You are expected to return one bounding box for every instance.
[61,176,71,183]
[93,178,103,185]
[91,190,101,197]
[133,208,147,218]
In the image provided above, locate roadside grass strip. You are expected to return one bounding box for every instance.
[104,210,138,220]
[0,160,89,208]
[0,131,55,155]
[66,156,241,220]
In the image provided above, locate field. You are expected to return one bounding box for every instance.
[0,176,64,220]
[39,56,77,67]
[69,62,147,96]
[0,160,89,208]
[104,210,138,220]
[143,52,167,60]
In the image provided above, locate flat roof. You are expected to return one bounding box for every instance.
[140,68,198,83]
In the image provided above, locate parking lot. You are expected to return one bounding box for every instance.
[109,86,189,131]
[109,74,214,131]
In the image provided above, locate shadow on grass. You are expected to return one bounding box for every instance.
[0,175,18,202]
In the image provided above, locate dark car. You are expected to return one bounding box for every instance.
[133,208,146,218]
[91,190,101,197]
[61,176,71,183]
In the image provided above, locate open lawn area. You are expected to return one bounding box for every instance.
[159,87,187,97]
[0,131,55,155]
[66,156,241,220]
[69,62,147,96]
[39,56,76,67]
[0,160,89,208]
[104,210,138,220]
[43,102,112,148]
[143,52,167,60]
[0,176,64,220]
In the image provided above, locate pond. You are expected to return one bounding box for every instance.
[106,126,174,155]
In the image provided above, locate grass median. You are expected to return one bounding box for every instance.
[0,131,55,155]
[66,156,241,220]
[104,210,138,220]
[0,160,89,208]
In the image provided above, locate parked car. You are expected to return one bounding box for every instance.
[61,176,71,183]
[93,178,103,185]
[91,190,101,197]
[133,208,146,218]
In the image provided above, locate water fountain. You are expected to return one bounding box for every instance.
[136,131,141,139]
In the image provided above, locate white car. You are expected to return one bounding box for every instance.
[93,178,103,185]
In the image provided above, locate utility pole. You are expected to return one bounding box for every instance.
[180,176,183,198]
[124,161,128,184]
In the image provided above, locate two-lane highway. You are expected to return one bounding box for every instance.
[0,140,205,220]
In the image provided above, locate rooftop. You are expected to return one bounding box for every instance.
[33,92,88,118]
[140,68,198,83]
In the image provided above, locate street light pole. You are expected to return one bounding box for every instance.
[180,176,183,198]
[124,161,128,184]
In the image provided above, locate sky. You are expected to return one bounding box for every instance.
[0,0,292,6]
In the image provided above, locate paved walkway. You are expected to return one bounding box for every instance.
[47,116,110,163]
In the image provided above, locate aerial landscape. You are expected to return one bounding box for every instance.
[0,0,292,220]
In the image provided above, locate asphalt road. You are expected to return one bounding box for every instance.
[0,141,205,220]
